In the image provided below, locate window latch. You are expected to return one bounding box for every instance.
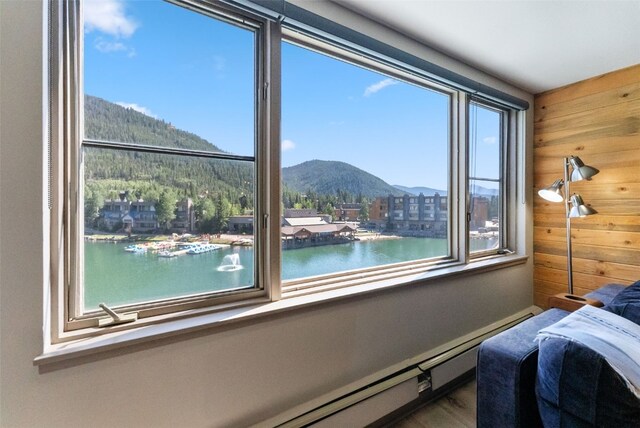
[98,303,138,328]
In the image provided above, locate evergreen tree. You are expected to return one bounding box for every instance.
[156,190,177,231]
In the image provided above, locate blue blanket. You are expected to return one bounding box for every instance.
[536,305,640,399]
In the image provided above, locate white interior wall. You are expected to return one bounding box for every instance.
[0,1,534,427]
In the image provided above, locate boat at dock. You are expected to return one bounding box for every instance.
[124,244,148,253]
[125,241,177,254]
[187,243,221,255]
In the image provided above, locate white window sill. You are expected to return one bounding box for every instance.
[34,254,527,369]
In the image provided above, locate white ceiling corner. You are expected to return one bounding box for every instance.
[336,0,640,94]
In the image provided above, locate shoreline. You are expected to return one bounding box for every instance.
[84,231,496,246]
[84,231,405,245]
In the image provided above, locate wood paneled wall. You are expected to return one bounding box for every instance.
[533,64,640,308]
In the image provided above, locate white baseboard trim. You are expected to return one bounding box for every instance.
[255,305,541,428]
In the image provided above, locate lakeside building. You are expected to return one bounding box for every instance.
[470,196,490,231]
[281,213,357,248]
[129,199,157,232]
[367,193,491,238]
[97,193,195,233]
[228,215,254,234]
[173,198,196,233]
[388,193,448,237]
[333,203,362,221]
[367,193,448,236]
[284,208,332,224]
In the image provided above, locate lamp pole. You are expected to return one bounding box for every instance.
[563,157,574,294]
[538,156,598,296]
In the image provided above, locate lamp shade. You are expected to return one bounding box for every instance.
[538,179,565,202]
[569,156,599,181]
[569,194,598,218]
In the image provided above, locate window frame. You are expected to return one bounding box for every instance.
[466,98,510,259]
[50,0,281,339]
[47,0,521,344]
[279,29,460,290]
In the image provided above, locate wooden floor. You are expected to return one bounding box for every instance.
[389,379,476,428]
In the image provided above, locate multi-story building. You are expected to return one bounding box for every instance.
[98,194,194,233]
[172,198,195,233]
[333,203,362,221]
[99,192,133,231]
[368,197,389,229]
[228,215,254,234]
[383,193,448,237]
[129,199,158,232]
[469,196,490,231]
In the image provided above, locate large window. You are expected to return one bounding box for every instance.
[55,0,271,331]
[281,39,451,282]
[49,0,518,341]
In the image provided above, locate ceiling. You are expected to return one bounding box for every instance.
[337,0,640,94]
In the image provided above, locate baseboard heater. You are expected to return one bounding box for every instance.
[272,310,536,428]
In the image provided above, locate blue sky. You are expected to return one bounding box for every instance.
[83,0,499,190]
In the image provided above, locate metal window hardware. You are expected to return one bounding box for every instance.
[98,303,138,328]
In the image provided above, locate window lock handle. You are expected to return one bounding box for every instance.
[98,303,138,328]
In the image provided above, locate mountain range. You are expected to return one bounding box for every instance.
[85,96,497,203]
[282,160,404,199]
[393,185,446,196]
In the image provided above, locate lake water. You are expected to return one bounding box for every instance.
[84,237,497,310]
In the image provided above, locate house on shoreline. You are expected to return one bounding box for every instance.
[98,192,195,233]
[282,214,357,249]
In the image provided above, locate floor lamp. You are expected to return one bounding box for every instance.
[538,156,599,294]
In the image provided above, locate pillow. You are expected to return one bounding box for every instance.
[603,280,640,325]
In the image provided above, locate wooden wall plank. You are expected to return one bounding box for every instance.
[533,100,640,136]
[536,64,640,107]
[534,253,640,282]
[534,119,640,148]
[534,148,640,174]
[535,81,640,121]
[534,242,640,269]
[534,135,640,158]
[534,226,640,248]
[533,214,640,232]
[535,167,640,187]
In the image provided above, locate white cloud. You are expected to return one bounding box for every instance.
[363,78,398,97]
[94,39,126,53]
[482,136,497,144]
[94,38,136,56]
[116,102,157,118]
[84,0,138,38]
[281,139,296,152]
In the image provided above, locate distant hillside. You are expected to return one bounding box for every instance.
[282,160,404,199]
[85,95,223,152]
[393,185,447,196]
[470,185,499,196]
[394,184,498,197]
[83,95,253,210]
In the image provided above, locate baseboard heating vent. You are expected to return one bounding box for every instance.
[273,311,534,428]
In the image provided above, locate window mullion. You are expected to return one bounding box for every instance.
[456,92,469,263]
[264,19,282,301]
